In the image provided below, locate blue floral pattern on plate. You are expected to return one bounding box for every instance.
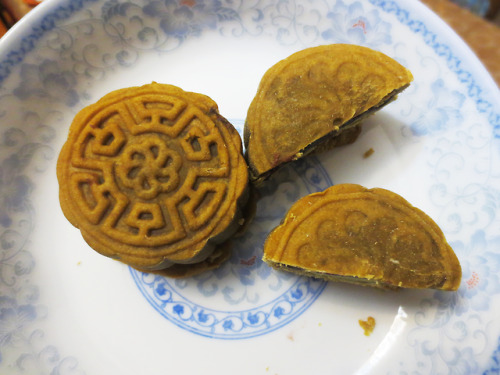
[321,0,392,46]
[0,0,499,373]
[130,156,331,339]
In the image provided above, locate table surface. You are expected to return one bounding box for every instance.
[1,0,499,86]
[421,0,500,87]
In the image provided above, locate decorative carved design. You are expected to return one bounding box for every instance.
[57,84,248,268]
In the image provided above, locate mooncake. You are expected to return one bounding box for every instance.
[263,184,462,291]
[244,44,413,183]
[148,241,233,278]
[57,82,249,272]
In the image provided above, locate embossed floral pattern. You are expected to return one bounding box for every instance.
[117,138,182,199]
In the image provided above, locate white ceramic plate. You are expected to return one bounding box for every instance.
[1,0,499,374]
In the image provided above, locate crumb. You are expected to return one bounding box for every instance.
[363,148,374,158]
[359,316,376,336]
[265,366,269,372]
[287,332,294,341]
[77,261,82,266]
[318,322,322,327]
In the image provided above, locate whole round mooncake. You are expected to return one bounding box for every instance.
[57,83,249,272]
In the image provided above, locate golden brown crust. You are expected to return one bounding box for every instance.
[135,240,233,278]
[244,44,413,183]
[57,82,249,271]
[263,184,462,291]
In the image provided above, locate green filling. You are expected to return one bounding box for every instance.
[265,261,399,290]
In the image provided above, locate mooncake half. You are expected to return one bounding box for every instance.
[263,184,462,291]
[244,44,413,183]
[57,82,249,272]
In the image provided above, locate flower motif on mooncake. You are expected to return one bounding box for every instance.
[57,83,249,272]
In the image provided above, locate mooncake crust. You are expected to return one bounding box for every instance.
[244,44,413,183]
[263,184,462,291]
[57,82,249,271]
[140,240,233,278]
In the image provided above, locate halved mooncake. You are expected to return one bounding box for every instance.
[263,184,462,291]
[244,44,413,183]
[57,82,249,273]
